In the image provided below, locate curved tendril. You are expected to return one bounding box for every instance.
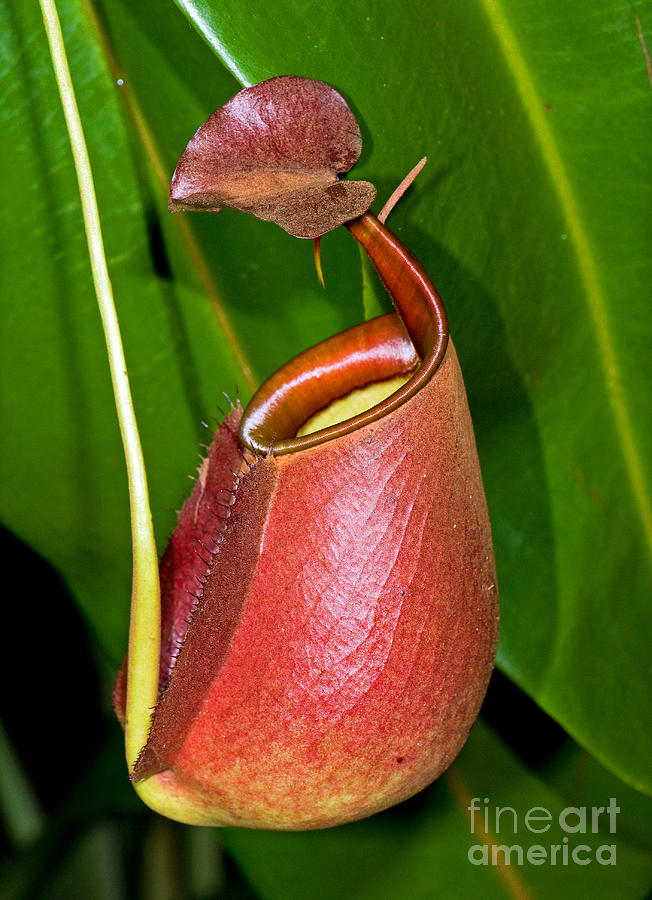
[378,157,427,225]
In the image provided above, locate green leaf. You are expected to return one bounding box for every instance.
[1,7,651,893]
[88,0,367,380]
[0,720,44,849]
[0,0,248,660]
[223,721,652,900]
[167,0,652,793]
[542,741,652,856]
[0,0,366,664]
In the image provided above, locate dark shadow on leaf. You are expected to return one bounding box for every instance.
[4,0,103,555]
[481,669,568,769]
[385,221,560,698]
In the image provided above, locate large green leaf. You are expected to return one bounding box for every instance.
[1,2,651,891]
[163,0,652,793]
[223,721,652,900]
[0,0,251,659]
[91,0,366,382]
[0,0,367,664]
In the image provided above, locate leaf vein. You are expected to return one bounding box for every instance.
[481,0,652,559]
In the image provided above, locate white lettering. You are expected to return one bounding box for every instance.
[468,844,488,865]
[468,798,482,834]
[607,798,620,833]
[492,844,524,866]
[495,806,517,834]
[591,806,605,832]
[525,807,552,833]
[559,806,586,833]
[571,845,591,865]
[526,845,547,865]
[596,845,617,866]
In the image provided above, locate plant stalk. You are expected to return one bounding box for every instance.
[38,0,160,775]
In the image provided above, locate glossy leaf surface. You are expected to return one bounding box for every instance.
[0,0,651,893]
[0,0,361,662]
[170,0,652,794]
[223,720,652,899]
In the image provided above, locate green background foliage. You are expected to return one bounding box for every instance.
[0,0,651,896]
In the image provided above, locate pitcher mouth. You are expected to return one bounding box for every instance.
[239,213,449,456]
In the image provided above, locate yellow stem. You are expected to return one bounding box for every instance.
[38,0,160,773]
